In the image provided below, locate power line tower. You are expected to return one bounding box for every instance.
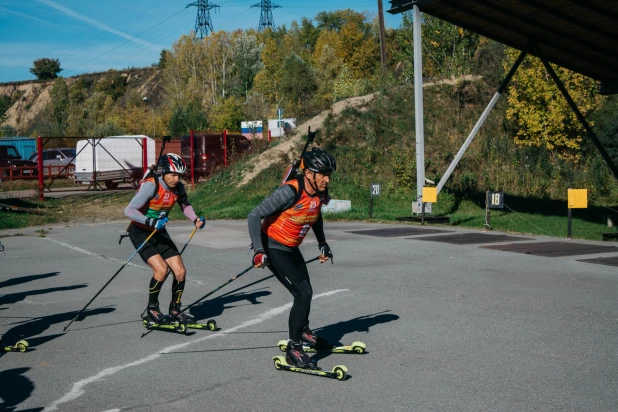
[186,0,220,39]
[251,0,281,31]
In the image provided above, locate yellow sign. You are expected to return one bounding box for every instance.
[568,189,588,209]
[422,187,437,203]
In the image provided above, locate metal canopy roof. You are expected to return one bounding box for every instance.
[387,0,618,93]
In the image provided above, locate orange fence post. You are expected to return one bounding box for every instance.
[223,129,228,166]
[268,129,272,142]
[142,137,148,175]
[190,129,195,190]
[37,136,44,200]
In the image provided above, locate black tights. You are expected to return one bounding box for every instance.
[267,246,312,342]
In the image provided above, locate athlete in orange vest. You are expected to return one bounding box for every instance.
[125,153,205,325]
[248,148,336,370]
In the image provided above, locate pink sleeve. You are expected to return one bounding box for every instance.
[181,203,198,222]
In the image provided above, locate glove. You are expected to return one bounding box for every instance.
[146,217,168,231]
[319,242,333,263]
[195,217,205,229]
[253,249,268,268]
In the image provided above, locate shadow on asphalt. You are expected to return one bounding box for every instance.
[189,289,272,321]
[0,272,60,289]
[1,307,115,350]
[0,284,88,306]
[0,368,43,412]
[310,311,400,362]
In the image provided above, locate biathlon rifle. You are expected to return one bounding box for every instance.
[281,126,316,184]
[119,135,172,244]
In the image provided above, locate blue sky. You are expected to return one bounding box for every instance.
[0,0,403,83]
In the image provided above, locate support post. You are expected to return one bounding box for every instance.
[567,208,572,239]
[538,51,618,181]
[37,136,44,201]
[377,0,387,70]
[413,4,425,212]
[436,48,527,195]
[484,190,490,231]
[369,196,374,219]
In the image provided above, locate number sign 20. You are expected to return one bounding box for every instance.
[371,183,381,197]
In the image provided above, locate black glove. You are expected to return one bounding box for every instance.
[253,249,269,268]
[319,242,333,262]
[145,217,168,231]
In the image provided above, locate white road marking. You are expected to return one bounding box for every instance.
[44,289,348,411]
[38,237,206,285]
[39,237,147,270]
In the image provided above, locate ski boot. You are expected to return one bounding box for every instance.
[142,303,186,333]
[168,303,217,331]
[286,341,318,370]
[302,326,334,350]
[273,340,348,380]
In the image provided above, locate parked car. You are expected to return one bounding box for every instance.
[0,145,38,179]
[29,148,76,176]
[180,133,252,179]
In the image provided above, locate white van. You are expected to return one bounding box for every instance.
[74,135,155,189]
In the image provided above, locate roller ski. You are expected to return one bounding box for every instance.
[272,341,347,380]
[168,302,217,331]
[141,304,186,334]
[2,339,29,353]
[277,339,366,354]
[277,326,367,354]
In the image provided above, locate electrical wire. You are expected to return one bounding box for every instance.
[503,204,558,237]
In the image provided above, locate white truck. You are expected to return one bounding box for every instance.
[74,135,155,189]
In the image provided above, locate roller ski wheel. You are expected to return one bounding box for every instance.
[142,316,187,334]
[170,319,217,331]
[3,339,29,353]
[272,356,348,381]
[277,339,367,354]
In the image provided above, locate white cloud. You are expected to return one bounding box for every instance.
[0,6,49,24]
[36,0,161,52]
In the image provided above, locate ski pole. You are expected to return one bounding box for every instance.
[180,265,254,314]
[180,255,322,314]
[64,228,159,332]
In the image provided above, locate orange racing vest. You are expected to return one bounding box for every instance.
[262,178,326,247]
[133,177,178,231]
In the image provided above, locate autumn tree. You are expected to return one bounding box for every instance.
[336,21,379,79]
[395,12,479,79]
[209,97,244,131]
[280,53,317,119]
[253,37,285,103]
[163,34,211,108]
[503,48,599,162]
[168,102,209,137]
[30,58,63,80]
[231,34,264,97]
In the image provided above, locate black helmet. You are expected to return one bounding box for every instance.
[301,148,336,174]
[159,153,186,174]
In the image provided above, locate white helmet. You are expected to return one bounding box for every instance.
[159,153,186,174]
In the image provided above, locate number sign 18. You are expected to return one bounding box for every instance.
[488,191,504,209]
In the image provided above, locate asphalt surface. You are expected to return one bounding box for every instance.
[0,220,616,412]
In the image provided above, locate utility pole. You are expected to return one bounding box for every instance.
[143,97,155,138]
[251,0,281,31]
[186,0,220,39]
[377,0,387,70]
